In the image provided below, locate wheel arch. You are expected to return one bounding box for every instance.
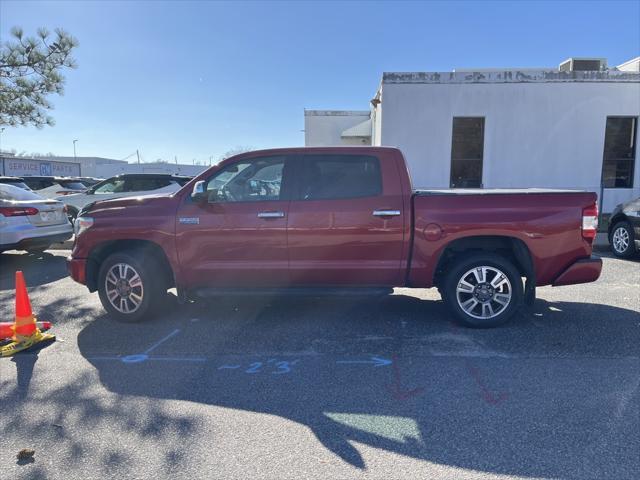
[433,235,535,302]
[608,213,629,237]
[86,239,175,292]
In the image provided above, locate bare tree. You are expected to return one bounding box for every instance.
[219,146,253,162]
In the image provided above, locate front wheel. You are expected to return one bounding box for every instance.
[98,251,165,322]
[443,253,523,328]
[610,221,635,258]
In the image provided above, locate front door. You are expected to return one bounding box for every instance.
[176,155,291,287]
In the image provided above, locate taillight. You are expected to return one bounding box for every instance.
[582,203,598,242]
[0,207,40,217]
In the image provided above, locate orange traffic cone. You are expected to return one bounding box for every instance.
[0,321,51,340]
[0,271,55,357]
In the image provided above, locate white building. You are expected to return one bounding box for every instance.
[305,57,640,213]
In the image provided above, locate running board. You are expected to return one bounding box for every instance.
[192,287,393,298]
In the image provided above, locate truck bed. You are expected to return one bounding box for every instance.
[414,188,589,196]
[408,189,598,288]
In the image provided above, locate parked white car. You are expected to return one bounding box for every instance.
[0,183,73,253]
[21,176,88,198]
[59,173,192,220]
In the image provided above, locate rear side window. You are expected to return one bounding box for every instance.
[296,155,382,200]
[125,178,172,192]
[57,181,86,190]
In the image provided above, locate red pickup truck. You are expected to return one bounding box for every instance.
[68,147,602,327]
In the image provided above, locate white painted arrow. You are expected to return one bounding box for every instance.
[336,356,392,367]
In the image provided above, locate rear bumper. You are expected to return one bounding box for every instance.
[0,231,72,252]
[552,257,602,287]
[67,257,87,285]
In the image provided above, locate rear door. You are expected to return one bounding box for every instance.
[286,152,405,286]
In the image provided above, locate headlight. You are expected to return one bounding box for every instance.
[74,216,94,236]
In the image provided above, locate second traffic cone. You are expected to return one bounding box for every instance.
[0,271,55,357]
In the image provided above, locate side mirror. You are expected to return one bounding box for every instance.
[191,180,206,201]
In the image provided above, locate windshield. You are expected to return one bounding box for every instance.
[91,178,126,194]
[0,183,45,201]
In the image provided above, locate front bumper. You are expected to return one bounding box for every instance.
[67,257,87,285]
[552,257,603,287]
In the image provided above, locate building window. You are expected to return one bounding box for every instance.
[602,117,637,188]
[450,117,484,188]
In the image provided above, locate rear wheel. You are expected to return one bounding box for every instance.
[610,221,635,258]
[443,253,523,328]
[98,251,166,322]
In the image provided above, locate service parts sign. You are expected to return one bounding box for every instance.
[2,158,81,177]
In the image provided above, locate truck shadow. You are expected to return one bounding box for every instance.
[74,293,640,478]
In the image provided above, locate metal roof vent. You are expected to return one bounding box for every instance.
[559,58,607,72]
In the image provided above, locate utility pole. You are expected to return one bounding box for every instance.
[209,156,213,166]
[73,139,78,160]
[136,149,140,164]
[174,155,177,165]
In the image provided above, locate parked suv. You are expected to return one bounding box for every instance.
[608,196,640,258]
[21,176,88,198]
[59,173,192,220]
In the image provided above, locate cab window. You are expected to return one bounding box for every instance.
[205,156,285,202]
[295,155,382,200]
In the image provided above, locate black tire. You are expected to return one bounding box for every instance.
[443,253,523,328]
[97,251,166,322]
[609,221,635,258]
[66,206,79,224]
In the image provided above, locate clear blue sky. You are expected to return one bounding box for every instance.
[1,0,639,164]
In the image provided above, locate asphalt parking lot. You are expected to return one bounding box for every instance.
[0,250,638,480]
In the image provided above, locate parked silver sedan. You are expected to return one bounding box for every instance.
[0,183,73,254]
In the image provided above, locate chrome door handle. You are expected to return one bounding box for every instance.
[257,211,285,219]
[373,210,401,217]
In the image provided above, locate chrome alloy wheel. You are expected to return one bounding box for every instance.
[612,226,630,254]
[105,263,144,314]
[456,266,512,320]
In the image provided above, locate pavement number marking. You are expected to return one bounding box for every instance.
[87,329,395,380]
[217,359,300,374]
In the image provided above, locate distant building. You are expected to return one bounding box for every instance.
[0,154,206,178]
[304,56,640,213]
